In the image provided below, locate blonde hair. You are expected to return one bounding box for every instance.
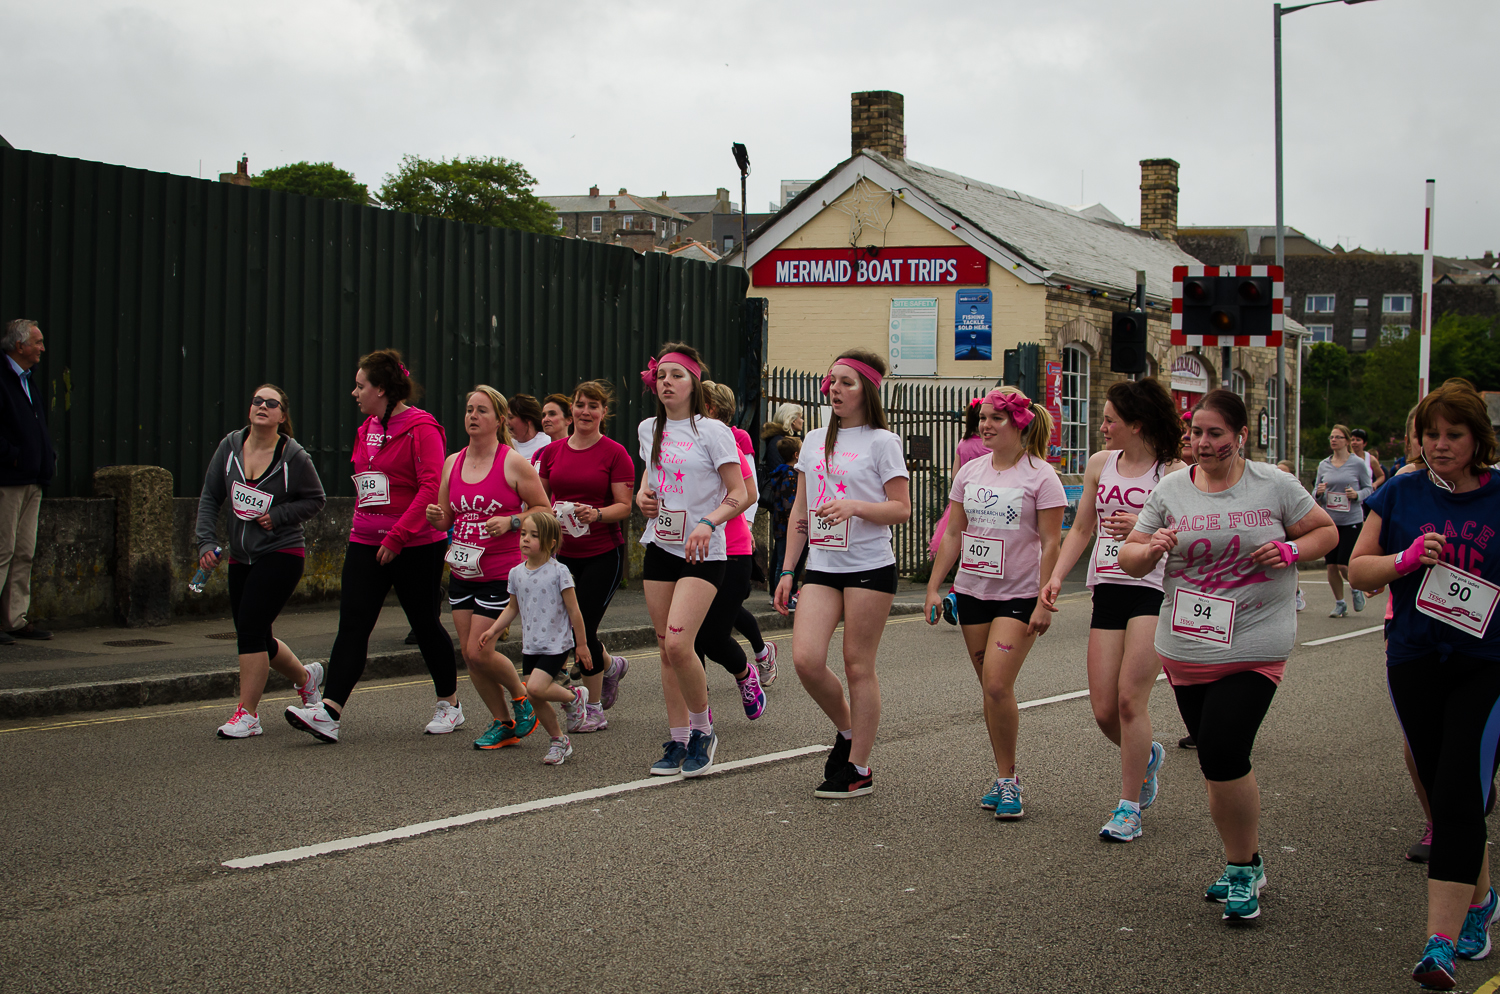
[702,381,736,423]
[468,385,513,447]
[1330,423,1351,445]
[988,386,1053,461]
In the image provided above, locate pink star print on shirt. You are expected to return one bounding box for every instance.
[836,482,847,495]
[674,471,684,481]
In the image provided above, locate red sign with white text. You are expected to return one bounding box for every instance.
[753,246,989,288]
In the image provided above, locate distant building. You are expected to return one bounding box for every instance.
[677,211,776,258]
[219,155,252,187]
[544,187,694,250]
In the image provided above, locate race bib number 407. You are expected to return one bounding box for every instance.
[958,532,1003,578]
[1415,562,1499,638]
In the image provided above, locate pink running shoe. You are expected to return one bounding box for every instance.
[574,702,609,733]
[737,663,766,720]
[601,655,629,710]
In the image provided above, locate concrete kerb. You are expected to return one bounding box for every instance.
[0,603,928,720]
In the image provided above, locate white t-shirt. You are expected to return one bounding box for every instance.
[949,452,1068,601]
[637,416,740,561]
[506,557,577,655]
[511,433,550,462]
[795,424,910,572]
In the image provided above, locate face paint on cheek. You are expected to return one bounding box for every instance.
[1214,443,1233,460]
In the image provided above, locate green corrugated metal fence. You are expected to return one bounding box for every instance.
[0,147,750,496]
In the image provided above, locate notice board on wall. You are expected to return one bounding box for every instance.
[955,289,992,361]
[889,297,938,376]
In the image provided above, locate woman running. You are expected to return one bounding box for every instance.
[423,385,547,750]
[925,387,1063,818]
[1351,379,1500,990]
[507,394,550,462]
[285,351,457,743]
[537,379,635,731]
[776,349,910,798]
[636,343,747,778]
[1120,388,1336,923]
[1042,378,1184,840]
[932,398,989,626]
[1314,424,1373,617]
[197,384,327,738]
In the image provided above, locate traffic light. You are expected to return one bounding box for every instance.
[1110,309,1149,373]
[1171,265,1284,347]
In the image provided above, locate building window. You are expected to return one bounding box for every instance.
[1230,370,1247,400]
[723,236,735,254]
[1384,294,1413,314]
[1266,376,1281,461]
[648,217,657,232]
[670,222,677,236]
[1354,298,1369,308]
[1059,345,1090,475]
[1352,327,1367,340]
[1307,324,1333,343]
[1305,294,1335,314]
[1387,325,1411,341]
[623,215,634,229]
[591,216,601,233]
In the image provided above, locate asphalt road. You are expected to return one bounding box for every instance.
[1,589,1489,993]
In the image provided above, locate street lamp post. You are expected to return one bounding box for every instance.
[1274,0,1378,468]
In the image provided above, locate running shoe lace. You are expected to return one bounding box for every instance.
[999,780,1021,806]
[229,707,249,723]
[739,675,759,707]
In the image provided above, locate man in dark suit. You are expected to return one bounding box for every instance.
[0,318,55,643]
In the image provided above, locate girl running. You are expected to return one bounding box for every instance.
[1314,424,1373,617]
[776,349,911,798]
[1352,379,1500,989]
[1120,389,1336,923]
[925,387,1064,819]
[636,343,747,778]
[1042,378,1184,840]
[286,351,456,743]
[197,384,327,738]
[480,515,592,766]
[423,385,547,750]
[537,379,635,730]
[932,397,989,626]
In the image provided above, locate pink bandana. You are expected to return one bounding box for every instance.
[820,358,885,396]
[982,389,1036,429]
[641,352,702,393]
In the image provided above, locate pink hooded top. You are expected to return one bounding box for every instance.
[349,407,448,552]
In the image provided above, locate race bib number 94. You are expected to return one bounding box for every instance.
[1170,588,1235,647]
[1415,562,1499,638]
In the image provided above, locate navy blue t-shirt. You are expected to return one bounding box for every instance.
[1365,469,1500,665]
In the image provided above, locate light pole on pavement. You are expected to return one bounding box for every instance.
[1274,0,1378,467]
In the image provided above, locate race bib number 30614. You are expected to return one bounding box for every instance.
[1415,562,1499,638]
[230,481,272,521]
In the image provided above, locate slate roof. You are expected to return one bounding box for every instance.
[543,193,692,221]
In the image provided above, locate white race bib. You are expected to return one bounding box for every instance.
[810,514,850,550]
[444,540,485,580]
[655,506,686,544]
[230,481,272,522]
[1092,534,1126,576]
[1170,588,1235,647]
[1415,561,1499,638]
[353,471,391,508]
[958,531,1004,577]
[1326,491,1350,512]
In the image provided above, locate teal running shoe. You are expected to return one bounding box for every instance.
[473,719,518,750]
[1458,887,1497,960]
[1099,804,1142,842]
[992,778,1023,820]
[1206,858,1268,903]
[980,778,1003,811]
[511,696,539,740]
[941,591,959,626]
[1221,861,1266,921]
[1140,741,1165,809]
[1412,934,1457,990]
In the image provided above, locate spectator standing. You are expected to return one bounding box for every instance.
[0,319,55,643]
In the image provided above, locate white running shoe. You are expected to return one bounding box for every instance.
[217,706,263,739]
[285,703,340,743]
[756,642,778,687]
[424,700,465,735]
[543,735,573,765]
[297,661,324,707]
[563,686,589,730]
[1295,588,1306,612]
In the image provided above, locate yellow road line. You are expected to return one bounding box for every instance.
[1477,972,1500,994]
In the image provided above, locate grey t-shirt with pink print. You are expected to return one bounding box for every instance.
[1134,460,1315,664]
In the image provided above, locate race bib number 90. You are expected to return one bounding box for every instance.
[1170,588,1235,647]
[1415,561,1499,638]
[958,532,1004,578]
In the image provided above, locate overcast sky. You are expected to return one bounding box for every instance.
[4,0,1495,258]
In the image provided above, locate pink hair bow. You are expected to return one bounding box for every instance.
[399,363,410,377]
[641,357,662,393]
[641,351,703,394]
[983,389,1035,429]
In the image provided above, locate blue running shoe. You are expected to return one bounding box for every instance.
[650,740,688,776]
[1221,861,1266,921]
[1459,887,1498,960]
[980,778,1003,810]
[681,729,718,777]
[1412,934,1457,990]
[511,696,539,740]
[1099,804,1142,842]
[1140,741,1165,809]
[941,591,959,626]
[993,778,1023,820]
[1207,858,1268,903]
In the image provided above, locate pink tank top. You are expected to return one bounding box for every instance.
[725,451,753,556]
[447,445,524,582]
[1088,450,1167,590]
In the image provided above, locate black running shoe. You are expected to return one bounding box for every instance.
[1178,734,1197,749]
[815,761,873,798]
[826,733,852,779]
[1407,821,1433,863]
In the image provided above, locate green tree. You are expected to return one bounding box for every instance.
[1359,312,1500,444]
[251,162,368,204]
[376,155,557,234]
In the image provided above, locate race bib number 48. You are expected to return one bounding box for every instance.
[810,514,850,550]
[229,481,272,521]
[958,532,1004,578]
[353,471,391,508]
[1170,588,1235,647]
[1415,562,1499,638]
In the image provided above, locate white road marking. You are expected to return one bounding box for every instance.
[1018,673,1166,711]
[1302,624,1384,646]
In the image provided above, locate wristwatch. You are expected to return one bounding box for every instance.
[510,515,522,532]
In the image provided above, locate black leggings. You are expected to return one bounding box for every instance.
[324,540,455,707]
[697,555,753,678]
[228,553,304,657]
[1389,654,1500,885]
[559,547,624,677]
[1172,670,1278,783]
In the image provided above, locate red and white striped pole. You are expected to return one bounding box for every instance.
[1418,179,1435,400]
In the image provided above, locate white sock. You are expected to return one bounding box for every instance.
[853,763,871,776]
[670,725,690,745]
[755,645,771,661]
[1120,799,1142,814]
[838,728,853,740]
[689,708,712,734]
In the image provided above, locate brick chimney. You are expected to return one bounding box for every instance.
[218,154,253,187]
[851,91,905,159]
[589,185,599,197]
[1139,158,1180,241]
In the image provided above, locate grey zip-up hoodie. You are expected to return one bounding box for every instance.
[195,429,327,563]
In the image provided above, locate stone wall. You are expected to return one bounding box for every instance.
[29,498,117,628]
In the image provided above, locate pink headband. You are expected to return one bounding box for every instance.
[982,389,1036,429]
[820,358,884,396]
[641,352,702,393]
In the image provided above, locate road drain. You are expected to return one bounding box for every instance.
[103,639,172,648]
[205,632,238,640]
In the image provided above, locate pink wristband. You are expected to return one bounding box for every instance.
[1270,541,1297,567]
[1394,536,1428,576]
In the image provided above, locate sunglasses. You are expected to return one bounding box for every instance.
[250,397,283,409]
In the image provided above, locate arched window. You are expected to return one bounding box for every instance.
[1059,345,1091,474]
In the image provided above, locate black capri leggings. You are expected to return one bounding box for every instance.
[697,555,754,677]
[559,547,624,677]
[228,553,304,657]
[1172,670,1279,783]
[324,540,455,707]
[1389,653,1500,885]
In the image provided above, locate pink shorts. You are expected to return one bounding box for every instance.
[1160,655,1286,687]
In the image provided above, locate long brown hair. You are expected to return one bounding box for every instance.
[1415,377,1497,470]
[251,383,295,438]
[824,348,889,468]
[358,349,422,434]
[1105,378,1179,476]
[573,379,615,425]
[649,342,710,469]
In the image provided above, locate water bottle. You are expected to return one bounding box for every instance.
[189,547,221,594]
